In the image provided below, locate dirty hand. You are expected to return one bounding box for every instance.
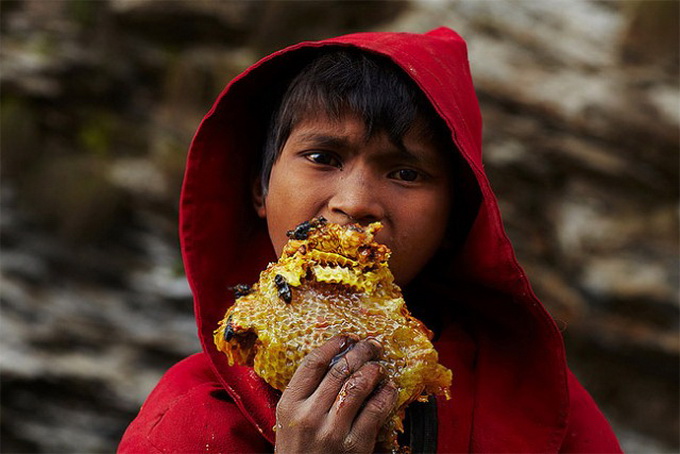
[274,336,398,454]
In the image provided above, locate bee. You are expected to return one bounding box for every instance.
[223,316,235,341]
[231,284,252,298]
[274,274,292,303]
[286,216,327,240]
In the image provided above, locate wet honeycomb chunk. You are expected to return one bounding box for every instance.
[214,218,452,451]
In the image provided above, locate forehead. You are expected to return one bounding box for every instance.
[289,114,369,142]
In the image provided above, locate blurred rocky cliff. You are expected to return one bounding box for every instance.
[1,0,678,452]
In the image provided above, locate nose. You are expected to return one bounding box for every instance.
[325,169,385,226]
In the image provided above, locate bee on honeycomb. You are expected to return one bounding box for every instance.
[214,217,452,451]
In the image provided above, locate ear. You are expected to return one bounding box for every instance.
[252,176,267,218]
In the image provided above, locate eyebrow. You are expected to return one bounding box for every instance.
[294,131,436,166]
[295,133,352,150]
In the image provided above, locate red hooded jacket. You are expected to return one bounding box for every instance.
[119,28,622,453]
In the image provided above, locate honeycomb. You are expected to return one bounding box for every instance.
[214,217,452,451]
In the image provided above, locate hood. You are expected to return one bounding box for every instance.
[180,27,568,452]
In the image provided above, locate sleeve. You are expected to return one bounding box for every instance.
[118,354,273,454]
[559,370,623,453]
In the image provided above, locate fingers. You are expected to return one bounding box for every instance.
[327,361,390,433]
[275,336,397,454]
[310,338,383,409]
[283,335,358,402]
[348,379,398,443]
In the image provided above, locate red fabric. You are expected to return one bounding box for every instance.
[119,28,622,453]
[118,354,273,453]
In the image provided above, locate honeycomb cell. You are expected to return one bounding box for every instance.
[214,219,451,452]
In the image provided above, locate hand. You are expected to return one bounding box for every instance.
[274,335,398,454]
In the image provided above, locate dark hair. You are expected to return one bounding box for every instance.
[259,47,480,254]
[260,48,452,193]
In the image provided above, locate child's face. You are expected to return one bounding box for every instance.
[256,114,453,287]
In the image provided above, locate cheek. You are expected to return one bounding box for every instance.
[263,169,293,256]
[264,166,327,256]
[389,191,451,285]
[404,190,450,245]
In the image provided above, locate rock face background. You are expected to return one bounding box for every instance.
[1,0,677,452]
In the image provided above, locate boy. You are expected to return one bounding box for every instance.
[119,28,622,453]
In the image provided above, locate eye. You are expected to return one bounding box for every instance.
[304,151,341,168]
[389,168,421,182]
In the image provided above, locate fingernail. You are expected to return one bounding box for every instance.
[338,335,358,351]
[330,341,356,368]
[366,337,383,353]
